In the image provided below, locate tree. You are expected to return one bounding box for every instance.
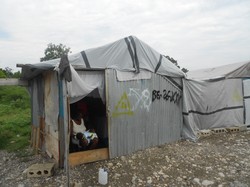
[0,68,21,78]
[12,71,21,78]
[165,55,188,73]
[40,43,72,62]
[4,67,13,78]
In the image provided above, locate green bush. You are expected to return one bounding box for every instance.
[0,70,6,78]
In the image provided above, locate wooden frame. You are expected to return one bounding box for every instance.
[68,70,110,167]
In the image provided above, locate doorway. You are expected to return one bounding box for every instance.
[69,89,108,153]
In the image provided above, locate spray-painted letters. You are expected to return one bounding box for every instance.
[152,89,181,104]
[128,88,152,112]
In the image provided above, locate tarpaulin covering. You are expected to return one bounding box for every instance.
[20,36,185,105]
[187,61,250,80]
[20,36,185,81]
[243,79,250,124]
[182,61,250,140]
[67,66,105,104]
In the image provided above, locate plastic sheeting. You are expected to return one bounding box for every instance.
[243,79,250,124]
[182,78,244,140]
[67,36,184,77]
[67,67,154,104]
[187,61,250,80]
[67,66,105,104]
[20,36,185,81]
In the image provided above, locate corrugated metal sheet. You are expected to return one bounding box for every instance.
[106,69,182,158]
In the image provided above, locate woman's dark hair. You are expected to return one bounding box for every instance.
[71,112,81,120]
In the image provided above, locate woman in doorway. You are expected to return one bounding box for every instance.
[70,113,98,150]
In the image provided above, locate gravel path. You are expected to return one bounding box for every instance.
[0,131,250,187]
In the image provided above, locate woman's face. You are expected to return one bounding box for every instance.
[74,117,81,125]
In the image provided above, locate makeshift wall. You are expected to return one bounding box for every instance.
[182,78,244,140]
[30,75,44,127]
[44,71,60,160]
[106,69,183,158]
[30,75,45,152]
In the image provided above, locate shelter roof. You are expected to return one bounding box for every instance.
[187,61,250,80]
[19,36,185,80]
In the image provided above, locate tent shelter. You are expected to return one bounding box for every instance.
[19,36,185,167]
[182,61,250,140]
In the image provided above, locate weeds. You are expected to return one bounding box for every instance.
[0,86,31,151]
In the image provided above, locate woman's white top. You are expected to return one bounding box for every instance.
[72,118,86,135]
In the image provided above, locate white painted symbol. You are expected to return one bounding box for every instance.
[128,88,152,112]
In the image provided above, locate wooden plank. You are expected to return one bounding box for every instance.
[35,127,40,154]
[105,70,111,158]
[58,79,65,168]
[46,132,60,162]
[0,78,28,86]
[65,96,70,187]
[69,148,109,167]
[39,117,45,151]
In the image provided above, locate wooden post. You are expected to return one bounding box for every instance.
[105,70,111,158]
[35,126,40,154]
[58,78,70,187]
[58,80,65,168]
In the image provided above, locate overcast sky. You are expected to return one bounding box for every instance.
[0,0,250,72]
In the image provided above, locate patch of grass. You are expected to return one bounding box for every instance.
[0,86,31,152]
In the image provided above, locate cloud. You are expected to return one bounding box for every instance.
[0,0,250,72]
[0,28,10,39]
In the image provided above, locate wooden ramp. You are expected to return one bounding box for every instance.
[69,148,109,167]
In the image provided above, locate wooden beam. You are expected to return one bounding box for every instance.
[39,117,45,151]
[105,70,111,158]
[0,78,28,86]
[69,148,109,167]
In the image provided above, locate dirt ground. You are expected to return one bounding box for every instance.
[0,130,250,187]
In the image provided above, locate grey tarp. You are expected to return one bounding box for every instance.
[182,78,244,140]
[67,66,105,104]
[20,35,185,103]
[20,36,185,80]
[182,61,250,140]
[187,61,250,80]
